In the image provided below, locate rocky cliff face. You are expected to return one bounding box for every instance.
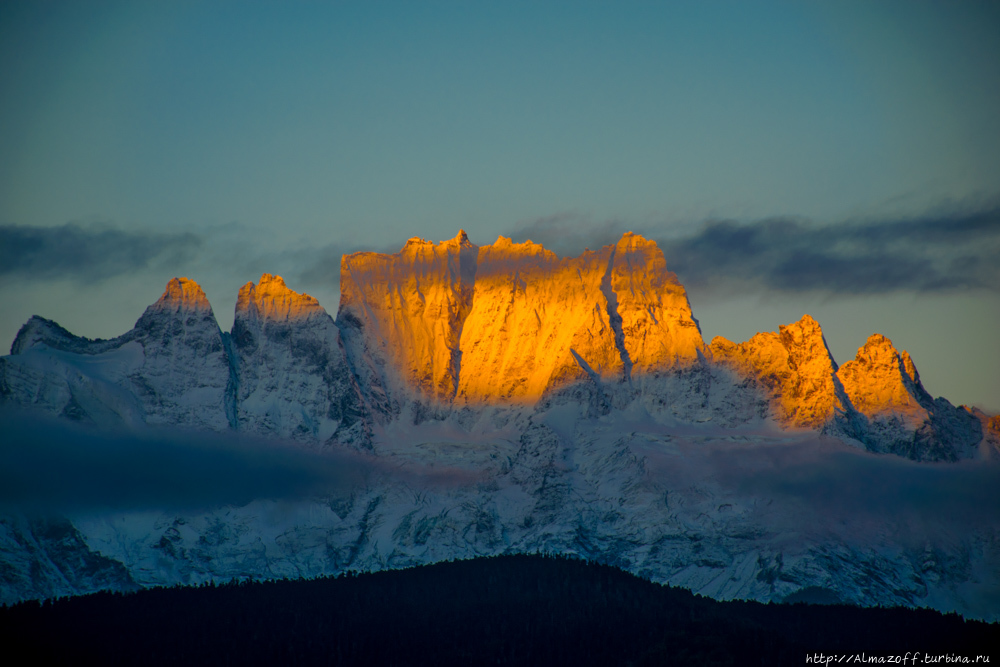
[709,315,847,429]
[609,232,705,376]
[128,278,233,430]
[458,232,705,403]
[340,231,705,406]
[231,274,369,446]
[2,236,989,463]
[338,231,478,406]
[709,321,982,461]
[458,238,622,402]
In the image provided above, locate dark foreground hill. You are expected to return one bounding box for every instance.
[2,554,996,665]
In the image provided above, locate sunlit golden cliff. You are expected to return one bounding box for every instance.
[236,273,325,322]
[340,230,477,402]
[836,334,927,422]
[710,314,844,428]
[339,231,704,404]
[151,277,213,314]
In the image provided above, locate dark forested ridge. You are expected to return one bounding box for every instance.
[2,554,996,665]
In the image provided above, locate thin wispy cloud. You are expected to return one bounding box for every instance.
[293,238,414,290]
[0,222,201,284]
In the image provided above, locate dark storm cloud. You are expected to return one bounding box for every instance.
[0,222,201,283]
[0,411,364,512]
[503,205,1000,296]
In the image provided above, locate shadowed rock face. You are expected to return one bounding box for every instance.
[3,278,231,431]
[231,274,369,446]
[130,278,232,430]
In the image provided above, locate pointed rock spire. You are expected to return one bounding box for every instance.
[133,277,220,337]
[836,333,927,420]
[710,314,843,428]
[151,277,213,313]
[835,334,982,461]
[236,273,324,323]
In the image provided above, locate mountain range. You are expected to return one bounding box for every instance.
[2,231,998,618]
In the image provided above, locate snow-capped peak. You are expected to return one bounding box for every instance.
[236,274,325,323]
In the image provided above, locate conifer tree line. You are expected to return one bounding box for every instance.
[2,554,996,665]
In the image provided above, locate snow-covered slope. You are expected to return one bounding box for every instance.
[1,278,231,430]
[10,404,994,621]
[2,231,997,619]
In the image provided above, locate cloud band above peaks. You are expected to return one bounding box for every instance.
[0,222,200,283]
[506,204,1000,297]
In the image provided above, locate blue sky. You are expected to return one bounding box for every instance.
[1,1,998,410]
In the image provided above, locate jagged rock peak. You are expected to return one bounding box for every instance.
[836,333,926,417]
[133,277,221,341]
[10,316,79,355]
[852,333,920,385]
[710,314,843,428]
[149,277,213,314]
[236,274,324,322]
[399,229,476,255]
[836,334,983,461]
[485,235,554,261]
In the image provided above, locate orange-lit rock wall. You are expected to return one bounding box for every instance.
[340,231,478,402]
[610,232,705,376]
[835,334,928,423]
[457,238,622,402]
[340,231,705,405]
[236,273,326,323]
[709,314,844,428]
